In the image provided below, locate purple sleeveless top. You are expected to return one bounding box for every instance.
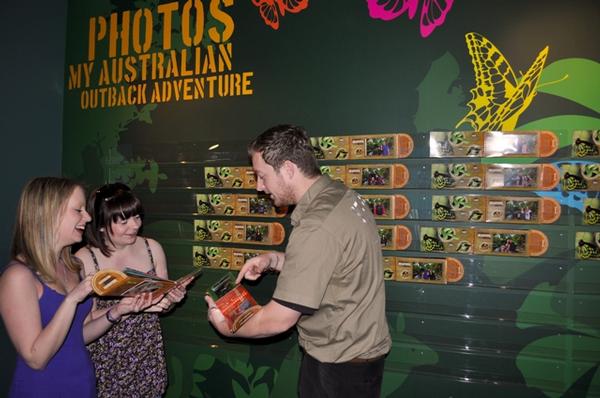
[9,268,95,397]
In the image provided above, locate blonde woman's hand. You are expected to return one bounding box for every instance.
[65,275,93,304]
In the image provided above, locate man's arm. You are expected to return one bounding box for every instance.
[205,295,300,338]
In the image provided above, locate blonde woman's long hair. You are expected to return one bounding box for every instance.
[10,177,83,283]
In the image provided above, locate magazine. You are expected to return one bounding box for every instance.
[92,267,202,299]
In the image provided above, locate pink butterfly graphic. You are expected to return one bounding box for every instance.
[366,0,454,38]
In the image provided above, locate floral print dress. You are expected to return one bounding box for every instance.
[87,238,168,398]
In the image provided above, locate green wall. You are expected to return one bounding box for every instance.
[60,0,600,397]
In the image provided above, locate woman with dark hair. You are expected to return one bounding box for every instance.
[75,182,190,397]
[0,177,153,397]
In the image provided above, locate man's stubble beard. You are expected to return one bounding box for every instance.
[276,181,296,207]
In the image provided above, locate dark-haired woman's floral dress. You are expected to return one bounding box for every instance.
[87,239,167,397]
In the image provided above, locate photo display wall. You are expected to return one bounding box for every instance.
[88,123,600,398]
[163,129,600,287]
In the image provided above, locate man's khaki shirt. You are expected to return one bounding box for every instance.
[273,175,391,363]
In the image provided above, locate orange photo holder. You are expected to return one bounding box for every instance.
[232,221,285,245]
[394,256,464,284]
[383,256,465,284]
[194,220,285,245]
[485,164,559,191]
[350,133,414,159]
[474,229,548,256]
[484,196,561,224]
[235,195,288,217]
[313,133,414,160]
[347,164,409,189]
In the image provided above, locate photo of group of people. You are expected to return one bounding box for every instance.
[365,197,391,217]
[366,137,395,157]
[361,167,390,187]
[249,196,274,215]
[503,199,538,221]
[411,260,444,281]
[245,224,269,243]
[492,233,527,254]
[503,167,537,188]
[378,227,394,248]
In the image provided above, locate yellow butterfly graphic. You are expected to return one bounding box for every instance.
[456,32,549,131]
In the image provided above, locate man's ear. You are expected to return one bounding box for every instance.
[281,160,297,180]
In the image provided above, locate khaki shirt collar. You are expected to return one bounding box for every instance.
[290,175,332,227]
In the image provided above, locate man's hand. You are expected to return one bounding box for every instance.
[236,252,284,284]
[204,295,233,337]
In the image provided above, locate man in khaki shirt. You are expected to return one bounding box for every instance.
[206,124,391,397]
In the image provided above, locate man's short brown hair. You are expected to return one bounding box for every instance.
[248,124,321,178]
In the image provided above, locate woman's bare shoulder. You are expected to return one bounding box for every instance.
[0,261,36,289]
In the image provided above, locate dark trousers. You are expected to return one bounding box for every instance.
[298,353,385,398]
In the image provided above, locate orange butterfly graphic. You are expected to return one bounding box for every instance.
[252,0,309,30]
[457,32,549,131]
